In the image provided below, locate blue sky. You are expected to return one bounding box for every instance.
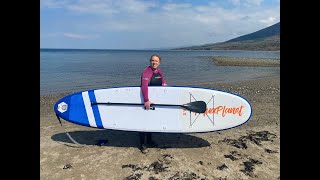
[40,0,280,49]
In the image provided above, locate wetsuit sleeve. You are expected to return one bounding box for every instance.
[158,69,167,86]
[141,67,152,102]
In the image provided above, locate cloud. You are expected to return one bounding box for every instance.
[40,0,68,8]
[228,0,264,7]
[40,32,59,38]
[116,0,157,14]
[41,0,280,48]
[245,0,264,6]
[41,0,157,15]
[259,17,277,25]
[63,33,99,39]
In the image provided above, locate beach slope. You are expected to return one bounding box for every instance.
[40,74,280,180]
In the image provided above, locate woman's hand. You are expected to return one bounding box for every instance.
[144,101,153,110]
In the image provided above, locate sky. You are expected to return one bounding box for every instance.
[40,0,280,49]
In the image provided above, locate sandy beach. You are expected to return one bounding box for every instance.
[40,58,280,180]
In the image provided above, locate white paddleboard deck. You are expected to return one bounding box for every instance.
[54,86,252,133]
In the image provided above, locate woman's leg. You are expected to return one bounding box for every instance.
[139,132,145,147]
[146,132,152,144]
[139,132,148,153]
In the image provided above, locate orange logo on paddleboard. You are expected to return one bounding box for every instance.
[202,105,244,117]
[184,105,244,117]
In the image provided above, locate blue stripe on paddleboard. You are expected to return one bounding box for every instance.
[71,93,90,126]
[88,90,104,128]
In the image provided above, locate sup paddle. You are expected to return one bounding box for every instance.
[91,101,207,113]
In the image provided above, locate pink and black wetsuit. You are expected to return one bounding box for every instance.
[139,66,167,152]
[141,66,167,103]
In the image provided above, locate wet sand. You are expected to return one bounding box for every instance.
[40,58,280,180]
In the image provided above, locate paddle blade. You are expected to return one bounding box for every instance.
[182,101,207,113]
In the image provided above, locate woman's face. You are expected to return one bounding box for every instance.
[150,56,160,69]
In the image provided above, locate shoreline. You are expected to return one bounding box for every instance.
[211,56,280,67]
[41,74,280,179]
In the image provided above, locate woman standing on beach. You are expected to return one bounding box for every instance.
[140,54,167,153]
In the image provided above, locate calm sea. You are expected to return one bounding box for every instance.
[40,49,280,95]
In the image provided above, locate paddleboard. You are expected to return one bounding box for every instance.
[54,86,252,133]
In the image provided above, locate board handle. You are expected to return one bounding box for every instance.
[145,106,155,110]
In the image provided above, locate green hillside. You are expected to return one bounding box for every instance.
[174,22,280,51]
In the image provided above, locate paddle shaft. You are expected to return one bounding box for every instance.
[91,101,206,113]
[91,102,182,107]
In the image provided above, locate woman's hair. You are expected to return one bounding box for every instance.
[150,54,161,62]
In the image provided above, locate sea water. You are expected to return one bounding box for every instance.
[40,49,280,95]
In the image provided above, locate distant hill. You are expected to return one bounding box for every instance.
[174,22,280,51]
